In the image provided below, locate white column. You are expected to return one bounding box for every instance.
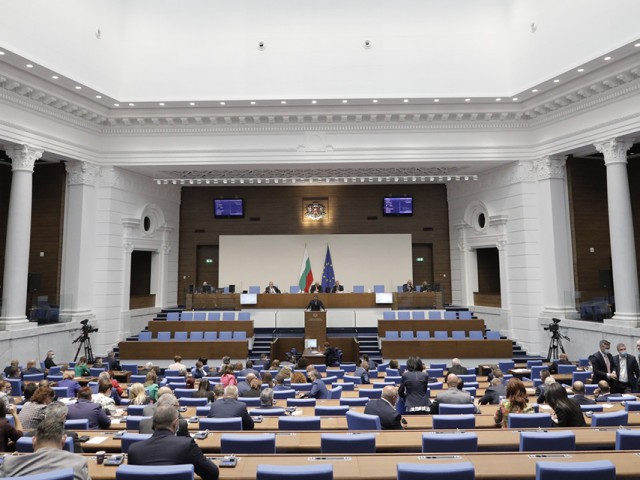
[535,155,577,317]
[59,161,99,321]
[595,138,640,325]
[0,145,42,328]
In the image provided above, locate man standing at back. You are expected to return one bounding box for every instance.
[128,405,219,480]
[364,386,403,429]
[207,385,254,430]
[614,342,640,393]
[589,339,617,388]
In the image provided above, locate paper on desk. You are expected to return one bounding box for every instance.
[110,418,121,424]
[85,436,108,444]
[602,403,614,408]
[512,369,528,373]
[291,410,303,416]
[538,405,553,410]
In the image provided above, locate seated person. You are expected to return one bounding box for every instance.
[193,379,216,403]
[191,361,206,379]
[74,357,90,377]
[545,382,586,427]
[364,386,403,430]
[168,355,186,371]
[237,373,257,396]
[594,380,614,402]
[305,369,329,399]
[0,398,23,452]
[43,351,56,370]
[535,370,551,396]
[3,360,19,378]
[255,353,270,369]
[93,357,105,369]
[264,281,281,294]
[207,385,254,430]
[98,370,123,402]
[21,360,44,377]
[571,381,596,405]
[57,370,81,398]
[22,401,83,453]
[331,281,344,293]
[537,376,556,404]
[494,378,535,428]
[549,353,571,374]
[260,388,278,408]
[309,281,323,294]
[478,377,507,405]
[273,373,289,391]
[105,351,120,371]
[446,358,468,376]
[66,386,111,430]
[403,280,416,292]
[431,374,481,414]
[91,379,117,415]
[354,359,370,384]
[421,281,432,292]
[18,386,54,430]
[243,378,263,398]
[140,393,189,437]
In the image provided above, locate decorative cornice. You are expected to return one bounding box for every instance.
[4,144,43,172]
[595,138,633,166]
[65,160,100,186]
[533,155,567,180]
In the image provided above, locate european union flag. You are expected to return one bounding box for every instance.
[321,246,335,293]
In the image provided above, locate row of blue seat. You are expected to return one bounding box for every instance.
[383,311,472,320]
[384,330,499,340]
[166,311,251,321]
[138,330,247,341]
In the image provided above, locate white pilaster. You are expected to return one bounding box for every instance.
[0,144,42,328]
[535,155,577,318]
[595,138,640,325]
[59,161,99,321]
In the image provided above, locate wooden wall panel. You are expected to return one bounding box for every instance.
[476,247,500,293]
[178,184,451,305]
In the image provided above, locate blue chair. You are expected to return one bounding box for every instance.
[485,330,501,339]
[438,404,475,415]
[121,433,152,453]
[203,331,217,341]
[580,404,603,413]
[386,368,400,376]
[458,311,472,319]
[400,331,414,340]
[64,419,90,430]
[199,417,243,430]
[346,410,381,430]
[359,388,382,399]
[138,331,152,341]
[238,312,250,320]
[273,389,296,399]
[238,397,261,406]
[290,285,301,293]
[196,405,212,416]
[397,462,475,480]
[558,364,578,374]
[233,331,247,340]
[166,312,180,321]
[256,464,333,480]
[222,312,235,321]
[584,384,598,395]
[341,364,356,373]
[127,405,146,416]
[287,398,317,407]
[527,360,543,368]
[416,331,430,340]
[48,365,62,375]
[193,312,206,321]
[520,431,576,451]
[17,436,73,453]
[444,311,457,320]
[373,285,385,293]
[508,413,552,428]
[180,397,209,407]
[426,368,444,377]
[87,381,99,394]
[383,311,396,320]
[625,401,640,411]
[412,311,425,320]
[126,416,152,430]
[190,331,204,341]
[529,365,546,381]
[329,385,343,399]
[315,405,349,416]
[397,311,411,320]
[47,374,63,382]
[251,407,286,416]
[468,330,483,340]
[7,378,22,397]
[591,411,628,427]
[52,386,69,398]
[223,286,229,293]
[180,311,194,321]
[432,414,475,429]
[616,429,640,450]
[434,331,448,340]
[430,362,447,369]
[498,361,515,373]
[219,331,233,340]
[207,312,220,320]
[340,397,369,407]
[121,363,138,374]
[23,373,45,382]
[174,331,188,341]
[578,358,590,367]
[422,432,478,453]
[428,381,443,390]
[353,285,365,293]
[321,433,376,453]
[116,464,195,480]
[249,286,260,294]
[451,330,466,339]
[572,371,591,383]
[174,388,194,399]
[385,331,399,340]
[458,374,476,382]
[221,433,276,454]
[535,460,615,480]
[278,416,321,430]
[4,469,75,480]
[428,311,442,319]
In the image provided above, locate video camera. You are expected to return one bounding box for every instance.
[543,317,561,333]
[80,318,98,334]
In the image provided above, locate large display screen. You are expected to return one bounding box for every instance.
[383,197,413,216]
[214,199,244,218]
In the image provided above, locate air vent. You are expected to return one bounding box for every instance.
[250,217,260,221]
[367,216,378,220]
[422,227,433,231]
[194,229,205,233]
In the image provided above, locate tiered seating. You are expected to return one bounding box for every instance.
[166,310,251,321]
[382,310,474,320]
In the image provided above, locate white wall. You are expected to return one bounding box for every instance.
[219,234,412,293]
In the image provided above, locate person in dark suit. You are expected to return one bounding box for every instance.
[128,405,219,480]
[589,339,618,387]
[305,295,325,312]
[273,374,289,391]
[309,282,323,294]
[364,386,403,430]
[477,377,507,405]
[21,360,44,378]
[254,353,270,369]
[264,282,280,294]
[402,280,415,292]
[331,281,344,293]
[614,343,640,393]
[207,385,254,430]
[140,392,189,436]
[65,387,110,430]
[549,353,571,374]
[398,355,431,413]
[242,378,262,398]
[446,358,468,377]
[259,388,279,408]
[22,401,83,453]
[43,351,56,370]
[594,380,614,402]
[571,381,596,405]
[305,369,330,399]
[431,374,481,414]
[545,382,586,428]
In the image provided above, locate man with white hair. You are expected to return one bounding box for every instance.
[207,385,254,430]
[139,393,189,436]
[446,358,468,376]
[364,386,403,429]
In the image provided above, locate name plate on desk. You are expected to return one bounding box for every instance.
[308,457,352,461]
[527,454,572,458]
[418,455,462,460]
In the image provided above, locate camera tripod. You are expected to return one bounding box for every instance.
[547,332,566,362]
[73,334,94,363]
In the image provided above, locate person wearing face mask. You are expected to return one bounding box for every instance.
[613,343,640,393]
[43,351,56,370]
[588,339,618,389]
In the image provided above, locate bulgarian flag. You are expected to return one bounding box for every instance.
[298,245,313,293]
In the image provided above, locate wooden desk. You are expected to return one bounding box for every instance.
[271,338,359,363]
[86,451,640,480]
[378,319,486,336]
[118,340,248,360]
[147,320,254,337]
[381,340,512,359]
[186,293,240,310]
[393,292,444,310]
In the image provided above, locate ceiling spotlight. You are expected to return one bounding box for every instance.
[604,56,612,61]
[403,99,409,103]
[635,43,640,47]
[326,178,330,183]
[343,178,348,182]
[495,98,501,102]
[577,68,585,73]
[75,86,82,90]
[172,180,177,185]
[342,100,348,104]
[223,179,227,184]
[230,179,235,184]
[257,179,261,183]
[360,178,365,182]
[159,102,164,106]
[412,177,416,182]
[163,180,168,185]
[129,103,135,106]
[189,179,194,185]
[372,99,378,103]
[250,101,256,105]
[531,89,538,93]
[113,103,119,107]
[239,179,244,184]
[281,100,287,104]
[96,95,102,99]
[512,97,518,101]
[51,75,59,79]
[190,102,195,106]
[0,51,4,55]
[430,177,434,182]
[292,179,296,183]
[214,179,219,184]
[553,79,560,83]
[464,176,469,181]
[156,179,161,185]
[220,101,226,105]
[438,176,443,181]
[447,176,451,181]
[309,178,313,183]
[311,100,317,104]
[26,64,33,68]
[464,98,471,102]
[180,180,185,185]
[274,179,278,183]
[394,177,399,182]
[378,177,382,182]
[205,179,210,184]
[420,177,425,182]
[434,99,440,102]
[364,39,372,49]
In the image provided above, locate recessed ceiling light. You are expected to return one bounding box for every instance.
[114,103,119,107]
[128,103,135,106]
[250,101,256,105]
[372,99,378,103]
[433,99,439,102]
[553,79,560,83]
[532,89,538,93]
[159,102,165,106]
[0,51,5,55]
[512,97,518,101]
[75,86,82,90]
[342,100,348,103]
[604,56,612,61]
[281,100,286,104]
[403,99,409,103]
[577,68,585,72]
[465,98,471,102]
[189,102,195,106]
[635,43,640,47]
[51,75,59,79]
[95,95,102,99]
[219,101,225,105]
[311,100,317,104]
[495,98,501,102]
[26,64,33,68]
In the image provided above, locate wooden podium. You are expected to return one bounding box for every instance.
[304,311,327,345]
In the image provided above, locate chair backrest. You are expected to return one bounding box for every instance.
[290,285,301,293]
[222,312,235,321]
[458,311,472,319]
[180,311,194,321]
[321,432,376,453]
[572,371,591,383]
[520,431,576,452]
[166,312,180,321]
[115,464,195,480]
[373,285,385,293]
[591,411,628,427]
[187,331,202,341]
[535,460,615,480]
[443,311,457,320]
[557,364,578,374]
[625,401,640,411]
[233,331,247,340]
[48,365,62,376]
[412,311,425,320]
[385,331,399,340]
[125,416,152,430]
[121,363,138,374]
[180,397,209,407]
[397,462,475,480]
[432,414,475,429]
[174,331,188,341]
[221,433,276,454]
[451,330,466,339]
[430,362,446,369]
[400,331,414,340]
[52,386,69,398]
[428,311,442,319]
[346,410,381,430]
[526,360,543,368]
[508,413,552,428]
[530,365,546,380]
[278,416,322,430]
[397,311,411,320]
[273,389,297,399]
[252,407,287,416]
[353,285,365,293]
[138,331,152,341]
[24,373,45,382]
[129,374,147,383]
[579,404,603,413]
[468,330,484,340]
[64,418,90,430]
[199,417,243,430]
[174,388,195,399]
[422,432,478,453]
[438,404,476,415]
[127,405,146,416]
[358,388,382,399]
[485,330,501,340]
[340,397,369,406]
[219,331,233,340]
[256,464,333,480]
[237,312,250,321]
[498,361,515,372]
[287,398,317,407]
[578,358,591,367]
[7,378,23,396]
[203,331,217,341]
[17,437,74,453]
[616,429,640,450]
[382,311,396,320]
[121,433,153,453]
[329,385,343,399]
[207,312,220,320]
[341,364,356,373]
[315,405,349,416]
[249,286,260,294]
[416,331,430,340]
[434,331,448,340]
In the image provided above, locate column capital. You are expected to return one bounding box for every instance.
[595,138,633,166]
[65,160,100,186]
[534,155,567,180]
[4,145,43,172]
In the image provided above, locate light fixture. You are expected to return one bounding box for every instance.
[26,64,33,68]
[420,176,425,182]
[326,178,330,183]
[553,79,560,83]
[577,68,585,72]
[464,98,471,102]
[464,176,469,180]
[274,179,278,183]
[189,180,194,185]
[412,177,416,182]
[163,180,168,185]
[512,97,518,101]
[635,43,640,47]
[156,179,161,185]
[159,102,164,106]
[0,51,4,55]
[239,179,244,184]
[172,180,177,185]
[430,177,435,182]
[114,103,119,107]
[531,89,538,93]
[372,99,378,103]
[180,180,185,185]
[343,178,348,183]
[434,99,439,102]
[189,102,195,106]
[281,100,287,104]
[360,178,365,182]
[129,103,135,106]
[51,75,58,79]
[311,100,317,104]
[403,99,409,103]
[378,177,382,182]
[604,56,612,61]
[220,101,226,105]
[394,177,399,182]
[223,179,227,184]
[96,95,102,99]
[250,101,256,105]
[205,179,210,184]
[447,176,451,181]
[495,98,501,102]
[292,179,296,183]
[342,100,348,103]
[75,86,82,89]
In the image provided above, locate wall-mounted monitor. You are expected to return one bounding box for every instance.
[376,292,393,304]
[240,293,257,305]
[383,197,413,216]
[305,338,318,349]
[214,199,244,218]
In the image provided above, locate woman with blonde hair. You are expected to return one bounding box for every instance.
[494,377,535,428]
[128,383,151,405]
[56,370,81,398]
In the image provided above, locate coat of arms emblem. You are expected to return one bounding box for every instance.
[304,201,327,220]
